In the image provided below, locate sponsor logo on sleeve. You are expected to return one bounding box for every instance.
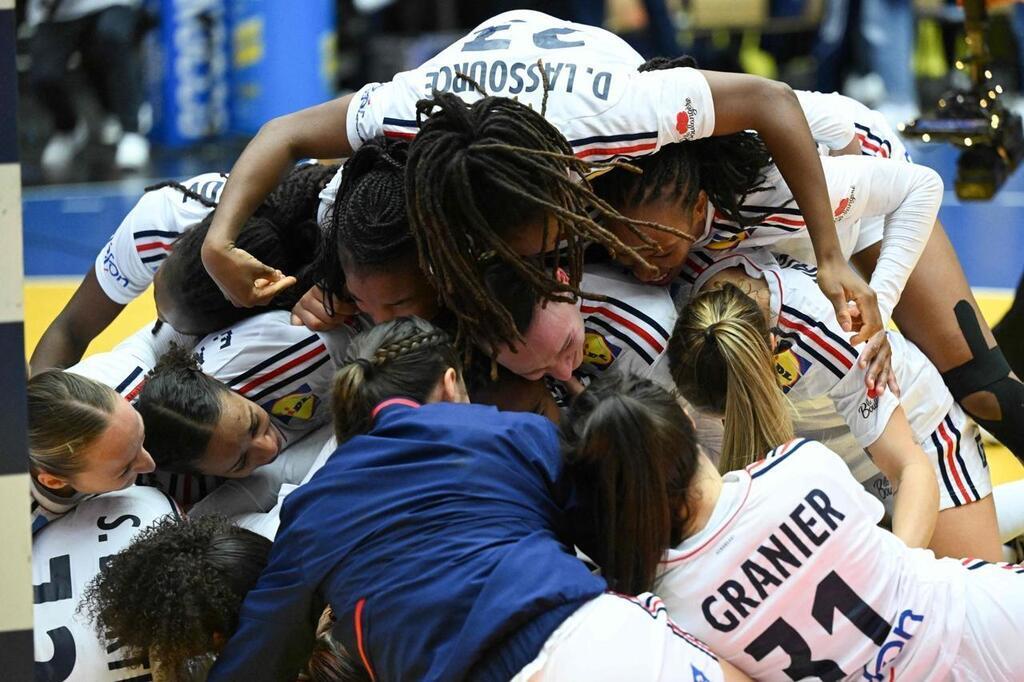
[583,331,621,368]
[676,97,698,140]
[264,385,319,424]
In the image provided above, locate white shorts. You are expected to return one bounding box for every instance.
[923,406,992,510]
[513,592,724,682]
[950,559,1024,680]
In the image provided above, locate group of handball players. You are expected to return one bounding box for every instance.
[27,9,1024,682]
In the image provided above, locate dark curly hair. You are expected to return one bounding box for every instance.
[589,55,777,230]
[81,515,271,673]
[155,163,339,336]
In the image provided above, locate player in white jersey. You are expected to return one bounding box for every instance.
[204,9,881,371]
[135,311,351,488]
[564,375,1024,682]
[33,485,178,682]
[670,249,1001,560]
[30,163,337,373]
[602,82,1024,460]
[28,321,193,531]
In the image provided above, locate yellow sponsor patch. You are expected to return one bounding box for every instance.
[271,392,318,421]
[583,331,615,367]
[774,349,802,389]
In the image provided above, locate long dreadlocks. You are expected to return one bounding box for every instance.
[316,137,416,315]
[405,90,688,353]
[590,56,777,228]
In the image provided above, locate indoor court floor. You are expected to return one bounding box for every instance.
[20,142,1024,484]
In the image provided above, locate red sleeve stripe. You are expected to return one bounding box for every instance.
[136,241,174,253]
[354,598,377,681]
[580,304,664,353]
[383,130,416,140]
[237,343,328,395]
[574,141,658,159]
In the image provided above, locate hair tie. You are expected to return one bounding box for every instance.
[354,357,375,374]
[704,324,719,343]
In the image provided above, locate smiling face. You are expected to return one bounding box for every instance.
[41,398,156,495]
[608,192,708,285]
[494,297,586,381]
[197,391,284,478]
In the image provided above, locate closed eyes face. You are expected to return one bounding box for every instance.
[199,391,284,478]
[494,298,586,382]
[608,193,708,286]
[342,258,440,325]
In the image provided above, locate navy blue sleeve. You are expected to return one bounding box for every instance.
[208,544,319,680]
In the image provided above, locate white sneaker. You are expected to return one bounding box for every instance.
[100,116,123,145]
[115,132,150,171]
[41,120,88,169]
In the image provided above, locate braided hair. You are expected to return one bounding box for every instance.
[135,343,232,474]
[332,317,462,443]
[150,164,338,335]
[405,90,689,354]
[317,137,417,313]
[589,56,777,229]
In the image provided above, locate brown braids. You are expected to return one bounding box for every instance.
[405,91,693,354]
[332,318,462,443]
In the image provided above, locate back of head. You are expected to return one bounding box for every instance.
[317,137,415,309]
[81,514,271,673]
[135,344,230,474]
[332,317,461,443]
[562,373,698,595]
[158,195,323,336]
[264,162,340,228]
[669,284,793,471]
[308,631,373,682]
[27,370,118,479]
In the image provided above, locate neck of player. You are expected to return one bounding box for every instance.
[681,452,724,540]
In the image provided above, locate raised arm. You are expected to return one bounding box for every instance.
[864,406,939,549]
[201,95,355,308]
[702,71,881,343]
[29,269,125,374]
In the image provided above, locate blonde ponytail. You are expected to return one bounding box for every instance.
[668,284,793,471]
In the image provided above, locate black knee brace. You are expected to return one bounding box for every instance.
[941,301,1024,459]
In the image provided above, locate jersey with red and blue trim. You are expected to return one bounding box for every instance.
[680,249,954,450]
[94,172,225,305]
[656,439,969,681]
[578,263,675,390]
[344,10,714,162]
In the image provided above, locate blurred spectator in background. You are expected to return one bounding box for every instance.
[815,0,919,122]
[26,0,150,173]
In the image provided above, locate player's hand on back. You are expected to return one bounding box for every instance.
[816,257,883,345]
[858,327,900,398]
[201,240,297,308]
[290,285,358,331]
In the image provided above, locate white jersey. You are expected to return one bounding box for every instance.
[94,172,225,305]
[31,322,191,533]
[656,439,969,681]
[688,149,941,324]
[193,311,347,445]
[347,11,713,154]
[33,485,179,681]
[141,311,352,508]
[682,250,952,450]
[577,263,675,390]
